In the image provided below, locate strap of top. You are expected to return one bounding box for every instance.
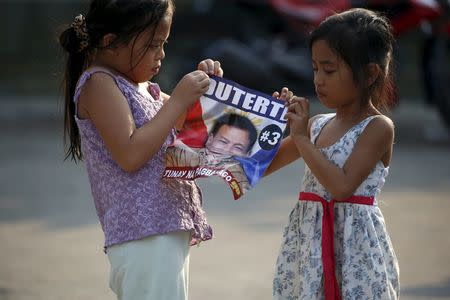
[310,113,335,144]
[310,113,381,145]
[352,115,380,140]
[74,67,120,105]
[73,67,124,117]
[73,66,162,117]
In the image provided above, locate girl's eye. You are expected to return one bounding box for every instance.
[151,41,168,49]
[324,70,336,75]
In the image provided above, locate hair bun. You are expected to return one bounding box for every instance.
[71,15,90,52]
[59,14,90,53]
[70,14,89,52]
[59,27,79,54]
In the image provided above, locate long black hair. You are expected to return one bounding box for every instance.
[59,0,174,161]
[310,8,396,111]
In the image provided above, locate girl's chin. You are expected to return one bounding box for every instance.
[316,93,326,100]
[147,72,158,81]
[316,95,327,105]
[317,97,334,109]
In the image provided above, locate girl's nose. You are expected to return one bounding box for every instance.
[157,46,165,61]
[158,47,166,60]
[314,73,323,86]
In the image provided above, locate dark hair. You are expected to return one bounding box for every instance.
[211,113,258,152]
[309,8,395,111]
[59,0,174,161]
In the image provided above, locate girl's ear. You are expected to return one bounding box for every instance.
[366,63,381,87]
[101,33,117,49]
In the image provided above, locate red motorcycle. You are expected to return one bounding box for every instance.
[194,0,450,128]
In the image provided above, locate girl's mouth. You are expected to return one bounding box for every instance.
[316,90,326,98]
[152,66,160,74]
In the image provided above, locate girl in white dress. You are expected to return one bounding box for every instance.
[266,8,400,300]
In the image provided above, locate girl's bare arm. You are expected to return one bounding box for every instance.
[78,71,209,172]
[163,59,223,131]
[264,136,300,176]
[293,116,394,200]
[264,114,322,176]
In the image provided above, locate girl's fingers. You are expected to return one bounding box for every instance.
[199,74,211,88]
[287,101,310,119]
[286,91,294,102]
[299,97,309,112]
[285,113,304,125]
[294,101,304,115]
[284,112,297,121]
[287,102,299,112]
[198,59,214,74]
[213,61,223,77]
[193,70,208,79]
[190,70,210,91]
[273,88,295,103]
[287,102,304,114]
[197,61,207,73]
[198,59,223,76]
[289,97,309,112]
[207,59,215,74]
[279,87,289,100]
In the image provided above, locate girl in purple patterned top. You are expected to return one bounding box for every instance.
[59,1,222,299]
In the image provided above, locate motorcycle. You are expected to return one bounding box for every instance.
[180,0,450,128]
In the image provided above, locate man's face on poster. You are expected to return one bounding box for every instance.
[205,124,251,157]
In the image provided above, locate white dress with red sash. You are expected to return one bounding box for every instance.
[273,113,400,300]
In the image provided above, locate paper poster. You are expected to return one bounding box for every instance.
[163,76,287,199]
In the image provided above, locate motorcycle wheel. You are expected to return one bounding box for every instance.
[423,34,450,129]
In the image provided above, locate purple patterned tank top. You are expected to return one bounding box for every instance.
[74,67,212,250]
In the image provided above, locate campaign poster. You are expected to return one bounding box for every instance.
[163,76,287,200]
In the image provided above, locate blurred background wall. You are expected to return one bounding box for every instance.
[0,0,427,100]
[0,0,84,97]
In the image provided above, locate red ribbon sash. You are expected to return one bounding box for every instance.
[299,192,374,300]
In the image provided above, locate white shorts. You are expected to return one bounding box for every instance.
[107,231,191,300]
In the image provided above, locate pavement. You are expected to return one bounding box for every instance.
[0,96,450,300]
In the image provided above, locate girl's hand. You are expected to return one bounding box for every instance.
[198,59,223,77]
[273,87,294,132]
[171,70,210,106]
[272,87,294,103]
[285,96,310,138]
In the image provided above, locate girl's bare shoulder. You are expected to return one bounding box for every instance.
[362,114,395,143]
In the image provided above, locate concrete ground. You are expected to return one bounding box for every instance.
[0,99,449,300]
